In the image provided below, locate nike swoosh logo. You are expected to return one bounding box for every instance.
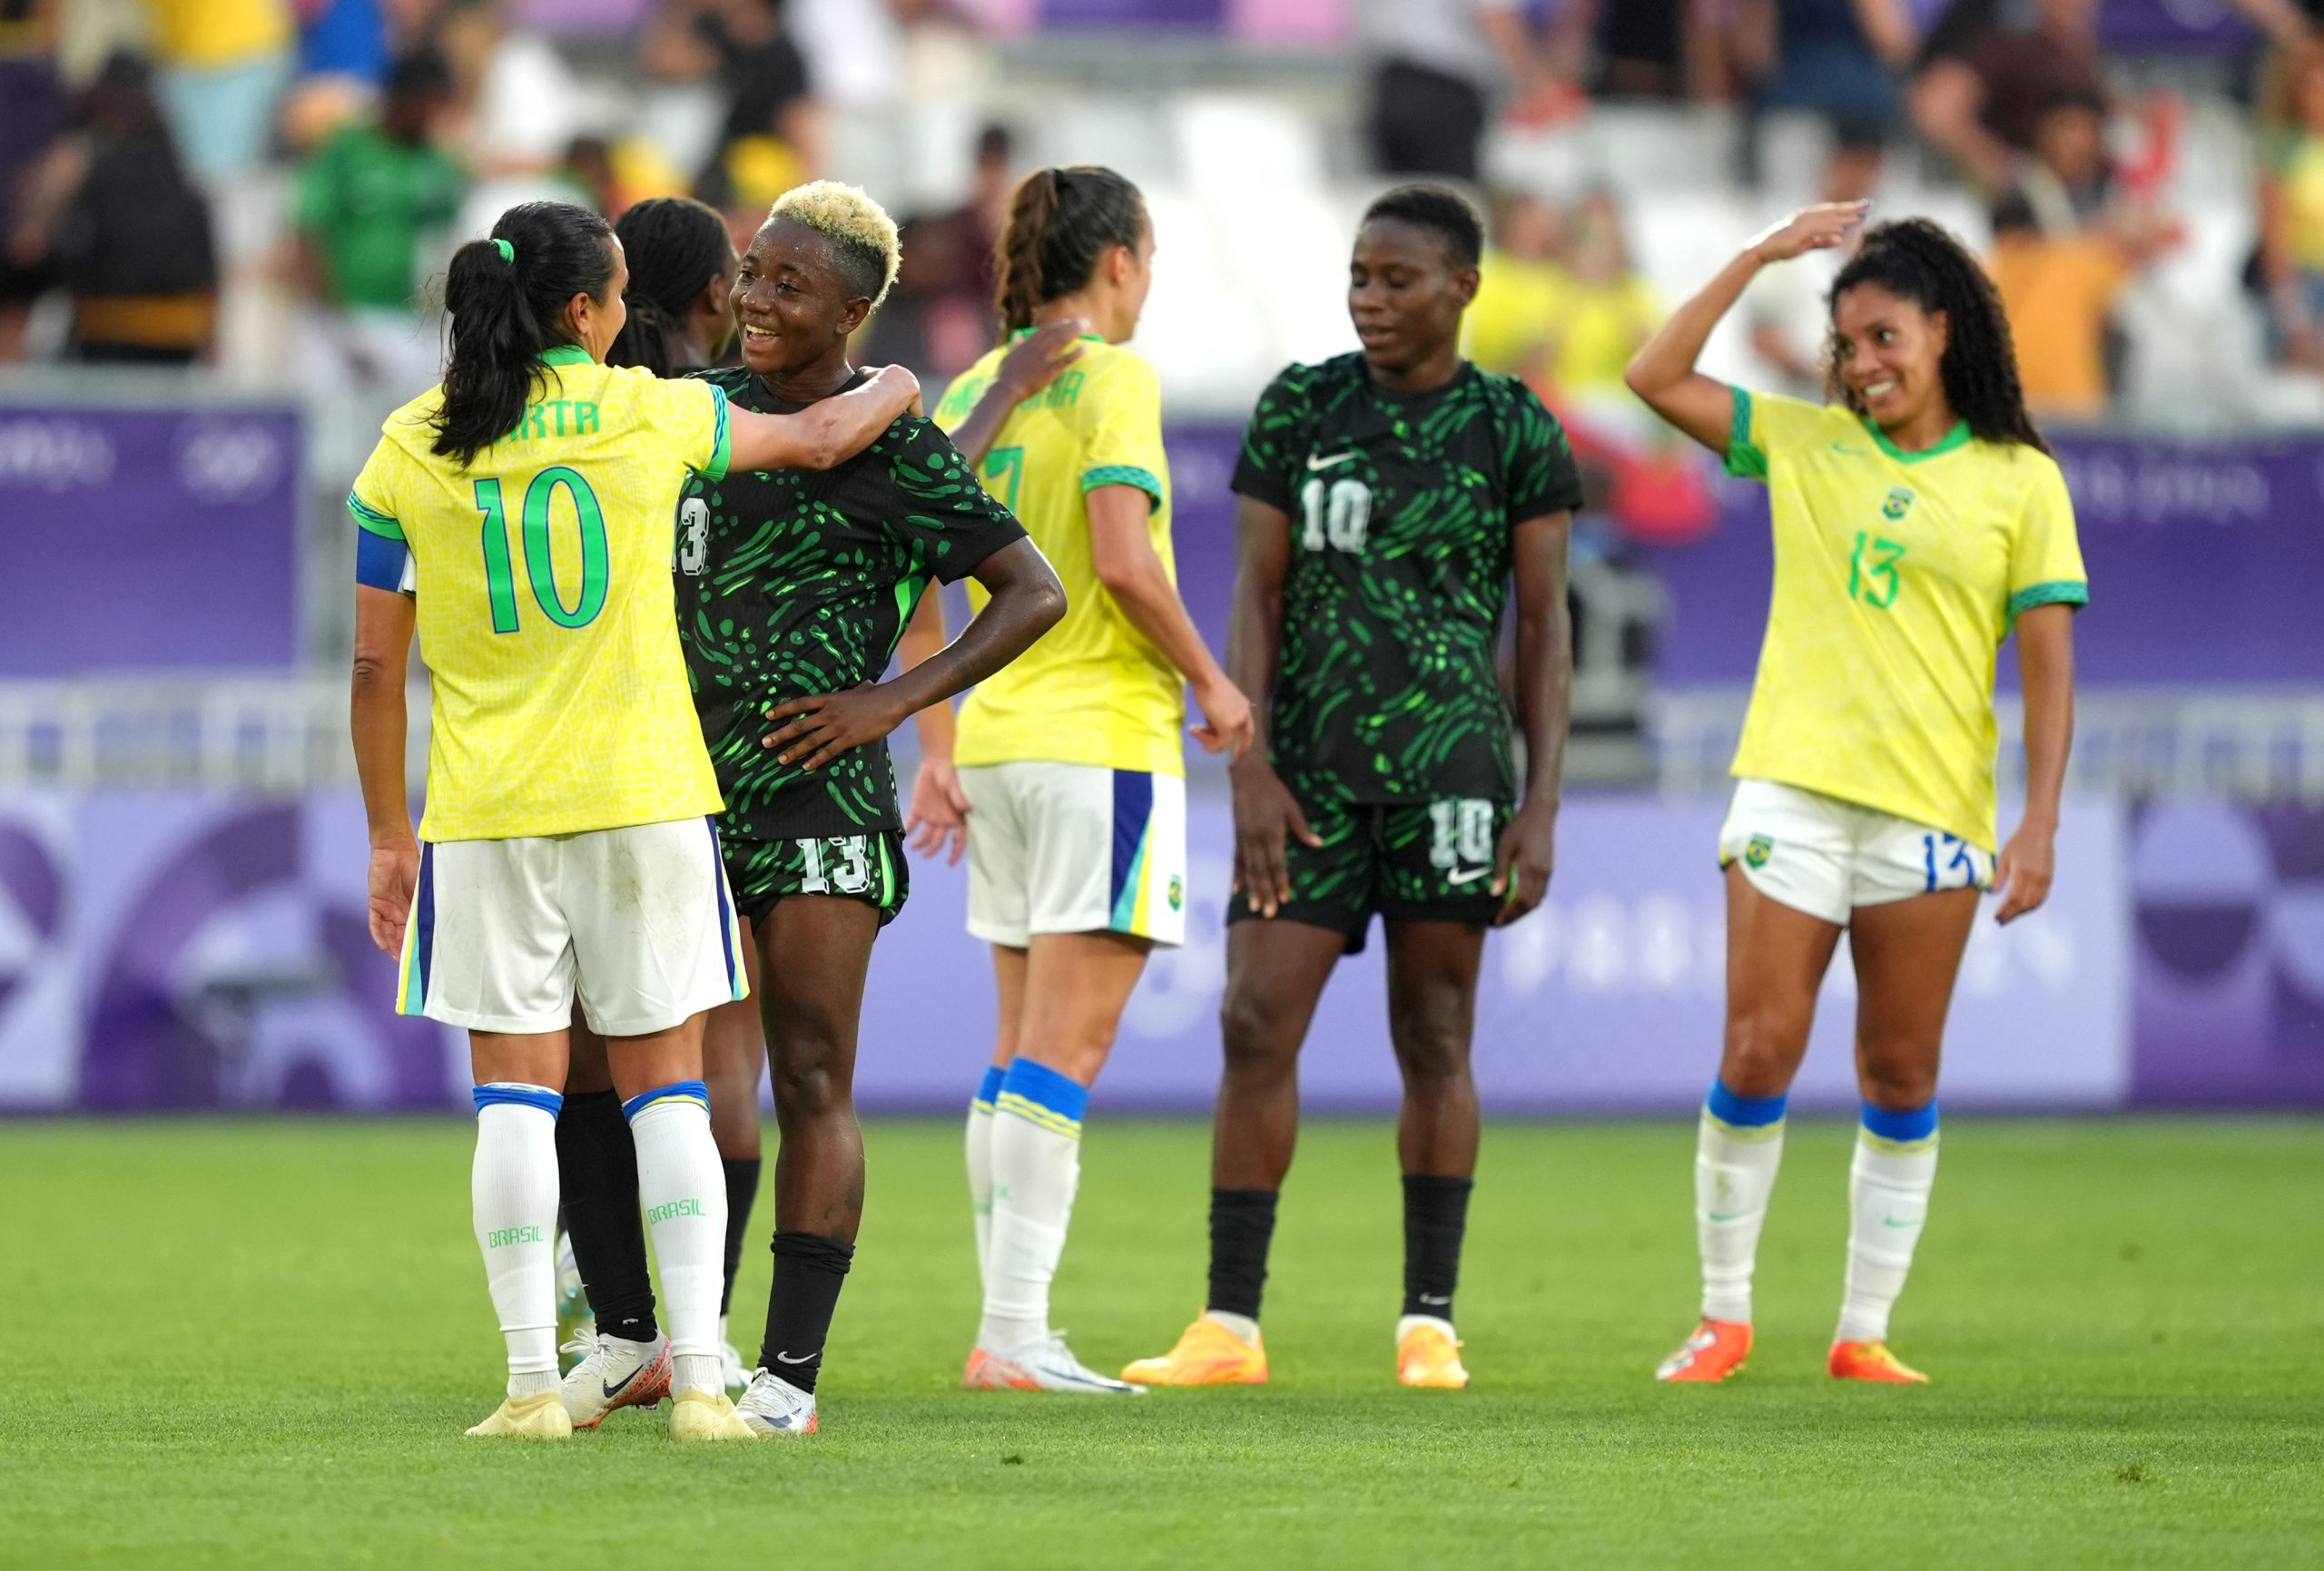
[1446,867,1492,887]
[773,1350,818,1365]
[1706,1211,1748,1222]
[1831,443,1871,456]
[1306,451,1359,472]
[1881,1216,1918,1228]
[1418,1295,1451,1305]
[602,1363,648,1399]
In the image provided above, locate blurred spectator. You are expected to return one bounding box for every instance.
[860,120,1013,379]
[1745,122,1884,396]
[143,0,298,183]
[1358,0,1571,181]
[280,0,394,154]
[14,53,219,364]
[295,46,464,320]
[0,0,69,361]
[2258,44,2324,371]
[646,0,822,198]
[1463,191,1566,382]
[1909,0,2105,191]
[1543,191,1659,404]
[1571,0,1702,101]
[1740,0,1915,132]
[437,0,585,176]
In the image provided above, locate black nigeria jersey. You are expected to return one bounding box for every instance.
[677,367,1026,840]
[1231,353,1583,805]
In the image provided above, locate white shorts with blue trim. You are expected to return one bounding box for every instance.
[958,761,1187,949]
[1718,779,1994,928]
[398,817,748,1036]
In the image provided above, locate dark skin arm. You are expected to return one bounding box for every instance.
[1994,602,2074,924]
[1492,510,1576,924]
[760,536,1065,771]
[1225,496,1324,917]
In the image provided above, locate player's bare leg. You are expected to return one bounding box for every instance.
[1381,919,1487,1388]
[1659,869,1843,1384]
[1830,888,1978,1384]
[1125,919,1341,1387]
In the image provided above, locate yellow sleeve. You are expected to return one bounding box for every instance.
[931,366,990,435]
[1722,388,1834,480]
[645,376,731,480]
[2005,454,2090,629]
[347,436,406,540]
[1076,353,1167,511]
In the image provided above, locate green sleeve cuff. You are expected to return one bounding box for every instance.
[347,490,403,539]
[1083,464,1162,510]
[699,383,732,482]
[2007,579,2089,628]
[1723,388,1768,479]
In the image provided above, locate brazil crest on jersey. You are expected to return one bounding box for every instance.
[676,366,1027,840]
[1232,353,1583,805]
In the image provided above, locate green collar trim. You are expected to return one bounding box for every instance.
[1009,328,1107,344]
[1866,416,1972,464]
[538,344,594,368]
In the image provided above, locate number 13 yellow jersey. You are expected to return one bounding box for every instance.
[1723,388,2088,850]
[350,348,732,841]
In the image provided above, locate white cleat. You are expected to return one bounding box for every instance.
[554,1231,593,1370]
[466,1390,572,1438]
[668,1387,755,1442]
[735,1369,819,1435]
[964,1333,1147,1395]
[716,1314,750,1394]
[559,1330,672,1429]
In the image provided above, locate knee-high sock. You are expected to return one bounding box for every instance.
[1696,1081,1788,1325]
[1837,1102,1939,1344]
[473,1084,563,1398]
[555,1087,656,1341]
[626,1081,727,1394]
[966,1065,1004,1293]
[980,1058,1086,1351]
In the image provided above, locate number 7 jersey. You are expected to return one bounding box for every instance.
[1723,388,2089,850]
[349,347,731,841]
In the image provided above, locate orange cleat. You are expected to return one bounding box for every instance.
[1119,1315,1269,1387]
[1655,1319,1751,1383]
[1396,1321,1470,1389]
[1828,1340,1928,1383]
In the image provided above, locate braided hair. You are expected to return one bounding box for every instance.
[1827,217,2047,454]
[993,165,1147,335]
[607,196,733,377]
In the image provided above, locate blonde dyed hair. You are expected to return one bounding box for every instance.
[769,180,901,309]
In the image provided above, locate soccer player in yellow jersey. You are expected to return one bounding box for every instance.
[1625,206,2087,1385]
[915,166,1255,1394]
[346,200,917,1440]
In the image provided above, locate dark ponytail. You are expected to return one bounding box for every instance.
[607,195,733,378]
[432,201,617,466]
[992,165,1147,335]
[1827,217,2048,455]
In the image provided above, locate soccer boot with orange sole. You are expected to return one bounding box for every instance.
[1655,1319,1752,1382]
[1828,1340,1928,1383]
[1396,1320,1470,1389]
[1119,1315,1268,1387]
[559,1330,673,1429]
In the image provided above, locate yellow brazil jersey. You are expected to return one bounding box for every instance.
[934,337,1185,776]
[349,348,730,841]
[1724,388,2088,850]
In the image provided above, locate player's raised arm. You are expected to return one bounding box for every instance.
[1625,201,1868,455]
[726,362,921,472]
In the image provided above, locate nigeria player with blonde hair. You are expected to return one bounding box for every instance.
[1624,205,2087,1384]
[911,164,1255,1395]
[347,199,918,1440]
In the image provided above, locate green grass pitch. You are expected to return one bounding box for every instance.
[5,1116,2320,1567]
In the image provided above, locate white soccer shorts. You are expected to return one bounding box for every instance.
[397,817,748,1036]
[1718,778,1994,927]
[958,761,1187,948]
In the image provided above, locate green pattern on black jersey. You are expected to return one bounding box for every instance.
[678,367,1025,840]
[1233,354,1583,805]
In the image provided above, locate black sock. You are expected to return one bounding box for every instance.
[1206,1188,1279,1321]
[758,1230,853,1393]
[554,1089,657,1342]
[720,1157,761,1318]
[1401,1173,1473,1321]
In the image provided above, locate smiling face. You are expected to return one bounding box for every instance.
[1347,217,1475,376]
[1831,280,1949,434]
[732,215,870,379]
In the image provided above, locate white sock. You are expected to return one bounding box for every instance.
[1203,1310,1260,1344]
[471,1085,562,1399]
[1696,1094,1788,1325]
[1837,1122,1939,1344]
[627,1082,728,1394]
[966,1065,1004,1293]
[1395,1313,1455,1342]
[980,1058,1087,1350]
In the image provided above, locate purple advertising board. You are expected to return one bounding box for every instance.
[0,786,2171,1115]
[0,403,301,676]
